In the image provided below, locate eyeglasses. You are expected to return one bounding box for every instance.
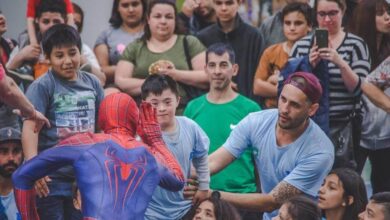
[317,10,340,20]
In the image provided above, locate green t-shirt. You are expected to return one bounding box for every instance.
[121,35,205,79]
[121,35,205,114]
[184,94,261,193]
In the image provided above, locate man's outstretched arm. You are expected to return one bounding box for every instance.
[215,181,302,212]
[0,64,50,128]
[208,147,235,175]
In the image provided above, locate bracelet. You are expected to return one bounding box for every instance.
[211,190,221,199]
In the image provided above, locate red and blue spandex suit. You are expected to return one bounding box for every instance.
[12,93,185,220]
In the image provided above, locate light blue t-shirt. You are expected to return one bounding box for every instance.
[0,191,21,220]
[224,109,334,220]
[145,117,210,220]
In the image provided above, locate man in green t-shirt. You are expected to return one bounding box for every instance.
[184,43,261,219]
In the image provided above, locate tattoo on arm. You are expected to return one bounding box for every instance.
[271,181,302,205]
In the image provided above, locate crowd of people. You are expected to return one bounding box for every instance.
[0,0,390,219]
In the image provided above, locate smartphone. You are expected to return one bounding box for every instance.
[315,29,328,49]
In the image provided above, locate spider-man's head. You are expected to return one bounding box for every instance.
[98,93,139,137]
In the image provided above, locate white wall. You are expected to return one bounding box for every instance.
[0,0,113,47]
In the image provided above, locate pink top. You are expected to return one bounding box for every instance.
[26,0,73,18]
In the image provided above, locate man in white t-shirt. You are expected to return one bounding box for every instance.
[207,72,334,220]
[0,127,22,220]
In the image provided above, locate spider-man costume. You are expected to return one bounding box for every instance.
[12,93,184,220]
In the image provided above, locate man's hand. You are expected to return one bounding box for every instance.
[137,102,162,146]
[182,0,200,17]
[34,176,51,198]
[31,110,50,132]
[193,190,208,206]
[14,109,50,132]
[267,73,279,86]
[183,177,199,200]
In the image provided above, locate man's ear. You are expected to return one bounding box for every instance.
[232,63,239,76]
[308,102,319,117]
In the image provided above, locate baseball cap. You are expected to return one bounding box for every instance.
[0,127,22,143]
[283,72,323,104]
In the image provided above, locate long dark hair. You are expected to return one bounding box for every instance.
[286,195,321,220]
[109,0,147,28]
[184,191,241,220]
[142,0,185,42]
[72,3,84,33]
[327,168,368,220]
[348,0,390,69]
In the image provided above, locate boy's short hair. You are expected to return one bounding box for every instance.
[141,74,179,100]
[205,43,236,64]
[371,192,390,219]
[36,0,67,20]
[41,24,82,57]
[281,2,314,27]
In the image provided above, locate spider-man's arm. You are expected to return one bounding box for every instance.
[137,102,184,191]
[12,145,86,220]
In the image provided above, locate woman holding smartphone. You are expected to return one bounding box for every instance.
[290,0,371,169]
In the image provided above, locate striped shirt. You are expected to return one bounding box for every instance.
[290,33,371,121]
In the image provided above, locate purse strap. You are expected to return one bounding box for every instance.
[350,76,362,118]
[183,36,193,70]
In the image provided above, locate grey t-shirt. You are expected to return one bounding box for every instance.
[26,70,104,151]
[94,26,143,65]
[25,70,104,196]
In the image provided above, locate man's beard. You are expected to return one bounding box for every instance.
[195,8,215,21]
[0,162,18,178]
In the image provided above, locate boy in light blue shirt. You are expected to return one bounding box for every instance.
[142,74,210,220]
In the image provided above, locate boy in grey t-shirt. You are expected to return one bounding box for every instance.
[23,24,104,220]
[141,74,210,220]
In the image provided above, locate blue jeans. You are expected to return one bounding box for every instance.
[36,195,82,220]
